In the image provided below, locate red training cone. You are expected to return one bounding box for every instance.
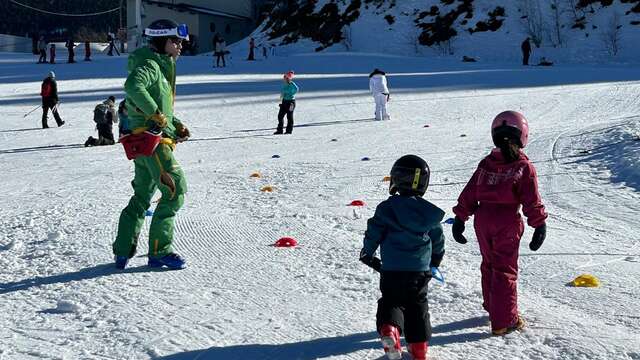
[275,237,298,247]
[348,200,366,207]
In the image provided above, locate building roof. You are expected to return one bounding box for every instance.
[142,0,252,21]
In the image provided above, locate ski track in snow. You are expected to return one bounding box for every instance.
[1,52,639,359]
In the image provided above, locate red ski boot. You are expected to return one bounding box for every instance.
[379,324,402,360]
[408,342,428,360]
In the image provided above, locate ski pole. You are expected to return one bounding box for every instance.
[23,104,41,118]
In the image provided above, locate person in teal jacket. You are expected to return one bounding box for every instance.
[274,70,298,134]
[113,19,191,270]
[359,155,445,360]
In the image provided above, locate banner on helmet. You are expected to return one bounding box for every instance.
[144,24,189,40]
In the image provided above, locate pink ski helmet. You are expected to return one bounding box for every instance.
[284,70,294,80]
[491,110,529,148]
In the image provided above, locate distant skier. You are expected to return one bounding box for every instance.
[113,19,191,270]
[369,68,390,120]
[49,43,56,64]
[451,111,548,336]
[85,96,117,147]
[247,37,255,61]
[37,36,47,63]
[274,70,298,135]
[40,71,64,128]
[66,36,76,63]
[213,34,226,67]
[84,41,91,61]
[360,154,445,360]
[521,37,531,66]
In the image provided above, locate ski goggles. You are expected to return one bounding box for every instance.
[144,24,189,40]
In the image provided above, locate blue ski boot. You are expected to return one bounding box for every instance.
[114,255,129,270]
[148,253,186,270]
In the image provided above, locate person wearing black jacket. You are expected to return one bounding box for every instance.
[40,71,64,128]
[521,37,531,66]
[66,37,76,63]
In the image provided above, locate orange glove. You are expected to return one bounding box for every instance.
[150,111,167,128]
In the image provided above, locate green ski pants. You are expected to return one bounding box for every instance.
[113,143,187,258]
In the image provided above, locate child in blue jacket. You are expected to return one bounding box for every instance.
[275,70,298,134]
[360,154,445,360]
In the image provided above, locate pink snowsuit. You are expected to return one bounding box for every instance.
[453,149,547,329]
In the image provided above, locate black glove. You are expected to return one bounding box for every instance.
[359,249,382,272]
[530,224,547,251]
[452,216,468,244]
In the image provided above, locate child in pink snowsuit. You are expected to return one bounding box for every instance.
[451,111,547,336]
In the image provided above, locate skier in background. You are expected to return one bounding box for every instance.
[274,70,298,135]
[360,154,445,360]
[85,96,117,147]
[49,43,56,64]
[113,19,191,271]
[66,36,76,63]
[37,35,47,63]
[521,37,531,66]
[84,41,91,61]
[40,71,64,128]
[213,34,226,67]
[247,37,255,60]
[369,68,390,120]
[451,111,548,336]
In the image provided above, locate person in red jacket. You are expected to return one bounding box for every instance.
[451,110,547,336]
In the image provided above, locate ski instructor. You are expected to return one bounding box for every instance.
[113,19,191,270]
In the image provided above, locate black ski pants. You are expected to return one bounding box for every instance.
[215,53,226,67]
[376,271,432,343]
[42,99,63,128]
[277,100,295,134]
[38,49,47,63]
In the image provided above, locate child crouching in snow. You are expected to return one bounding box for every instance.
[452,111,548,336]
[359,154,445,360]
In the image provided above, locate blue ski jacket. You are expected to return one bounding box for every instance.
[281,81,299,101]
[361,195,445,272]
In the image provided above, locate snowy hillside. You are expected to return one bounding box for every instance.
[251,0,640,64]
[1,48,640,360]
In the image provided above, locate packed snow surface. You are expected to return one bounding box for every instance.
[1,51,639,359]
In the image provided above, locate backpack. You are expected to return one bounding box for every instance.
[93,103,110,124]
[41,81,52,97]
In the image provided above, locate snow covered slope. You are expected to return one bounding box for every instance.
[1,51,640,359]
[252,0,640,64]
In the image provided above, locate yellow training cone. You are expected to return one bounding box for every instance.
[260,185,274,192]
[571,274,600,287]
[250,172,261,178]
[383,176,391,182]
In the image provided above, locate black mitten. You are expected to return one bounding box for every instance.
[530,224,547,251]
[359,249,382,272]
[452,216,468,244]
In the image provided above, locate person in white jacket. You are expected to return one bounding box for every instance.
[213,34,227,67]
[369,68,390,120]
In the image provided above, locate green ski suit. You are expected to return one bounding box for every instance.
[113,47,188,259]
